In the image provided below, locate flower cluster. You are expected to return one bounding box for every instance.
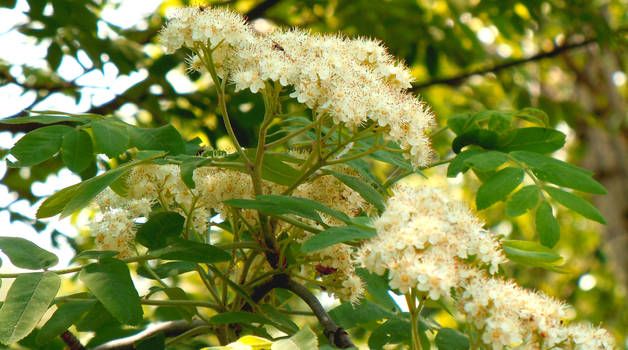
[358,185,615,349]
[160,6,434,167]
[358,185,505,298]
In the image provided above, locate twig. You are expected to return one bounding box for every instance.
[410,36,598,91]
[245,274,355,348]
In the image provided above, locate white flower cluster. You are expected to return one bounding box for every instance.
[160,6,434,167]
[358,185,505,298]
[358,185,615,349]
[458,269,615,350]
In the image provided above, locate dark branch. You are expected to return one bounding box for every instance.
[246,273,355,349]
[245,0,281,21]
[410,37,597,91]
[91,319,206,350]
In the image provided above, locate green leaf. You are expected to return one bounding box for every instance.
[301,226,375,253]
[435,328,470,350]
[502,240,563,268]
[505,185,540,217]
[368,318,411,349]
[452,129,498,153]
[0,115,86,125]
[137,261,196,280]
[74,302,115,332]
[272,326,317,350]
[225,197,325,224]
[128,124,185,155]
[178,156,212,188]
[91,120,130,158]
[0,272,61,345]
[36,183,81,218]
[257,152,302,186]
[500,127,565,154]
[464,151,508,172]
[324,169,386,213]
[446,150,483,177]
[536,201,560,248]
[476,167,524,210]
[447,112,473,135]
[544,187,606,224]
[47,42,62,71]
[259,304,298,333]
[60,168,126,218]
[61,129,93,173]
[136,332,165,350]
[512,108,549,127]
[257,195,352,224]
[329,300,395,329]
[210,311,272,325]
[109,170,130,197]
[36,300,95,345]
[9,125,73,166]
[0,237,58,269]
[79,258,143,325]
[135,212,185,249]
[511,151,606,194]
[150,239,231,263]
[356,268,398,311]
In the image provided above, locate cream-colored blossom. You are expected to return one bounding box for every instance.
[160,7,434,167]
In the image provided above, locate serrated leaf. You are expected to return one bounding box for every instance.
[0,237,58,270]
[210,311,272,325]
[500,127,565,154]
[464,151,508,172]
[324,169,386,213]
[505,185,540,217]
[301,225,375,253]
[135,212,185,249]
[91,120,129,158]
[0,272,61,345]
[150,238,231,263]
[9,125,73,166]
[476,167,524,210]
[435,328,470,350]
[511,151,606,194]
[271,326,317,350]
[79,258,143,325]
[61,129,93,173]
[36,300,95,345]
[544,187,606,224]
[536,201,560,248]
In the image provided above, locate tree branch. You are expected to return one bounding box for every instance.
[246,273,355,348]
[410,36,597,91]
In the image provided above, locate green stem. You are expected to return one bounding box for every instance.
[273,214,322,233]
[405,291,423,350]
[264,120,318,149]
[196,265,226,311]
[199,44,251,166]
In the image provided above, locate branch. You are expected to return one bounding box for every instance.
[410,36,597,91]
[91,319,206,350]
[246,274,355,348]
